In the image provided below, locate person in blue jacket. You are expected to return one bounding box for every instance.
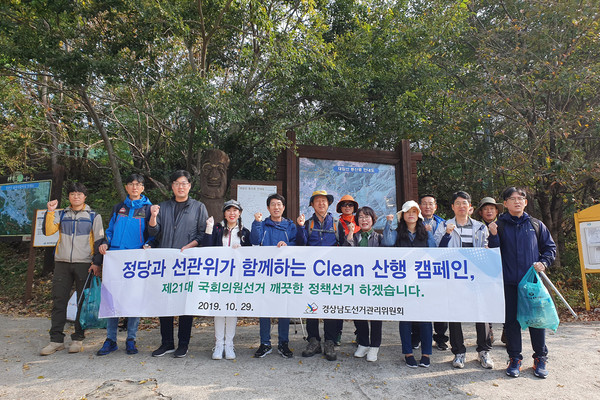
[96,173,153,356]
[296,190,345,361]
[488,187,556,378]
[250,193,296,359]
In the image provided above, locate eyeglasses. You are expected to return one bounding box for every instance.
[172,181,190,187]
[341,202,354,208]
[506,196,526,203]
[127,183,144,188]
[357,215,371,220]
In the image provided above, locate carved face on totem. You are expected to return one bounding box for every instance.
[200,149,229,199]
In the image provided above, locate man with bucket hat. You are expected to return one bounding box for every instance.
[297,190,345,361]
[476,197,504,226]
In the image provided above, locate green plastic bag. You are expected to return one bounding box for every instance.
[79,275,107,330]
[517,266,559,331]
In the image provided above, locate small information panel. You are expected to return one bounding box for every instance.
[574,204,600,310]
[579,221,600,270]
[231,181,282,229]
[32,209,59,247]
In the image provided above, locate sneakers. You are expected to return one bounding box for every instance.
[436,341,448,351]
[96,339,118,356]
[478,350,494,369]
[334,332,342,346]
[366,347,379,362]
[277,342,293,358]
[452,353,466,369]
[323,340,337,361]
[225,343,236,360]
[174,345,188,358]
[254,343,272,358]
[354,345,369,358]
[125,339,138,355]
[533,357,548,378]
[405,355,418,368]
[212,343,224,360]
[301,337,322,357]
[69,340,83,353]
[152,343,175,357]
[419,356,431,368]
[506,357,522,377]
[40,342,65,356]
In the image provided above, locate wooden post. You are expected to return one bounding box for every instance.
[23,222,37,303]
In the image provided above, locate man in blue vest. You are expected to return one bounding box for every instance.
[297,190,345,361]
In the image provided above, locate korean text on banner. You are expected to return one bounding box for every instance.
[99,246,504,323]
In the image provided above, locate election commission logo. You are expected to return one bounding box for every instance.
[304,302,318,314]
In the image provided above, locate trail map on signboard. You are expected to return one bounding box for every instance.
[0,180,52,236]
[299,158,396,230]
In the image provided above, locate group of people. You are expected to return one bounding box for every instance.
[39,170,557,379]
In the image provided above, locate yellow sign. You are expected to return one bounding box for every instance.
[574,204,600,310]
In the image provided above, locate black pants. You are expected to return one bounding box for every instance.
[354,320,382,347]
[504,284,547,360]
[306,318,339,342]
[449,321,492,354]
[433,322,449,344]
[50,262,89,342]
[159,316,194,347]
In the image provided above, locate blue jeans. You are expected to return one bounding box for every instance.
[106,317,140,341]
[399,321,432,355]
[259,317,290,345]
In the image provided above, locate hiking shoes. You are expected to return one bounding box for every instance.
[254,343,272,358]
[452,353,466,369]
[533,356,548,378]
[125,339,138,355]
[278,342,293,358]
[323,340,337,361]
[506,357,522,377]
[40,342,65,356]
[96,339,118,356]
[69,340,84,353]
[301,337,322,357]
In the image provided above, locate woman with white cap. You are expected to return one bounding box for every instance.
[203,200,251,360]
[384,200,436,368]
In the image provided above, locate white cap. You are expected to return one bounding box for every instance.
[396,200,424,221]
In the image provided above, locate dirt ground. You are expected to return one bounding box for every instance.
[1,315,599,400]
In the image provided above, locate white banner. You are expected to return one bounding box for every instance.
[99,246,505,322]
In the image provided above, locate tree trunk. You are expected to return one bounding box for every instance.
[79,88,126,200]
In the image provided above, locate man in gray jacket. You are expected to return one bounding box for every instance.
[434,191,498,370]
[148,170,208,358]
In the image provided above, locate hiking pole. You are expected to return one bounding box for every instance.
[539,271,578,319]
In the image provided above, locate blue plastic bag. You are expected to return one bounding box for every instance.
[517,266,559,331]
[79,275,107,330]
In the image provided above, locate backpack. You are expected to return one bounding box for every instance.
[496,216,541,243]
[307,215,343,245]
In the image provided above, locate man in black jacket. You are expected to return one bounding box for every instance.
[148,170,208,358]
